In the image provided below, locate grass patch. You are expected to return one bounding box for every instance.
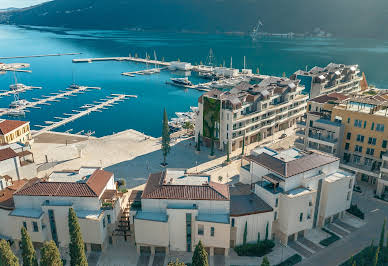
[319,228,340,246]
[275,254,302,266]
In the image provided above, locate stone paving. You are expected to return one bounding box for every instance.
[326,223,349,237]
[288,241,313,258]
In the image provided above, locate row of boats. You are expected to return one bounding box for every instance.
[169,75,250,90]
[168,106,198,133]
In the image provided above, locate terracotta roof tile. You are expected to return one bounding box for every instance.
[0,179,28,210]
[0,147,17,162]
[142,172,229,201]
[86,170,113,196]
[0,120,28,135]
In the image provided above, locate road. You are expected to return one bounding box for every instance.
[299,185,387,266]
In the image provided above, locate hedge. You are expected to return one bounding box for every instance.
[275,254,302,266]
[234,240,275,257]
[347,204,364,220]
[320,228,340,246]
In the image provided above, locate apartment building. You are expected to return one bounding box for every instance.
[0,142,37,182]
[290,63,362,98]
[195,76,308,152]
[0,119,32,145]
[133,169,273,255]
[0,167,122,253]
[240,147,354,245]
[294,93,349,157]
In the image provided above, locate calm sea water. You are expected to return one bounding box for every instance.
[0,25,388,137]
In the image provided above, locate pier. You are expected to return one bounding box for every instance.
[0,85,42,98]
[72,56,171,67]
[0,85,100,116]
[32,94,137,137]
[121,67,166,77]
[0,53,82,60]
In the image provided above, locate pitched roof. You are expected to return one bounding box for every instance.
[86,170,113,196]
[0,147,17,161]
[245,151,339,178]
[142,172,229,201]
[0,179,28,210]
[14,169,113,198]
[0,120,28,135]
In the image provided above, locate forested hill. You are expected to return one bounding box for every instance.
[0,0,387,38]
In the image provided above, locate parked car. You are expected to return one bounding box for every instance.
[279,133,287,139]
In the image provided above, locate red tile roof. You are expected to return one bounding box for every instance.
[14,170,113,198]
[0,120,28,135]
[309,93,347,104]
[0,147,17,162]
[86,170,113,196]
[0,179,28,210]
[142,172,230,201]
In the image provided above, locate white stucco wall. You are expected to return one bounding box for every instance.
[134,219,169,247]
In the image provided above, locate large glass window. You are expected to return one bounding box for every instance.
[198,224,204,235]
[210,227,215,237]
[32,222,38,232]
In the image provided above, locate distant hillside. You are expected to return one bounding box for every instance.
[0,7,19,12]
[1,0,388,38]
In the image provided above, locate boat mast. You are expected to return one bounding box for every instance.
[230,57,233,68]
[243,56,246,69]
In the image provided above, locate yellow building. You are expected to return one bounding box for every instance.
[0,119,32,145]
[330,93,388,184]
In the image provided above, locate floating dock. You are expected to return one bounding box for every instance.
[72,56,171,67]
[0,85,42,98]
[32,94,137,137]
[121,67,166,77]
[0,85,100,116]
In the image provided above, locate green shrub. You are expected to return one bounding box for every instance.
[275,254,302,266]
[320,228,340,246]
[347,204,364,220]
[119,187,128,193]
[234,240,275,257]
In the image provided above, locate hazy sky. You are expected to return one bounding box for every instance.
[0,0,50,8]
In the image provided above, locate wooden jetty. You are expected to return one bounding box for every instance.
[32,94,137,137]
[0,86,101,116]
[0,86,42,98]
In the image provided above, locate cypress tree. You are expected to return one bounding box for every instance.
[21,227,38,266]
[40,241,62,266]
[241,135,245,155]
[0,239,19,266]
[261,256,270,266]
[68,208,88,266]
[161,108,171,166]
[226,142,230,162]
[243,221,247,245]
[257,232,261,244]
[373,246,380,266]
[380,219,386,250]
[210,138,215,156]
[192,241,208,266]
[265,222,269,240]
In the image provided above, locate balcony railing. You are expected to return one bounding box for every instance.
[308,133,337,144]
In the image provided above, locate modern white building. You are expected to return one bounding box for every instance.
[290,63,362,98]
[0,167,123,252]
[195,77,308,152]
[0,119,33,145]
[240,147,354,245]
[0,143,37,182]
[168,61,193,71]
[133,169,273,255]
[213,67,239,78]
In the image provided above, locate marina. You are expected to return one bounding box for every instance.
[32,93,137,137]
[0,53,82,60]
[0,85,101,116]
[0,84,42,98]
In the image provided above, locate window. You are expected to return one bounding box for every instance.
[383,140,387,149]
[345,143,350,150]
[210,227,215,237]
[366,148,375,156]
[347,191,351,201]
[376,124,385,132]
[349,179,353,189]
[198,224,204,235]
[32,222,38,232]
[299,213,303,222]
[364,121,367,128]
[231,218,235,227]
[371,122,375,130]
[368,137,377,145]
[354,145,362,153]
[274,211,278,220]
[107,214,111,224]
[275,198,278,208]
[354,119,362,128]
[346,132,351,140]
[356,134,364,142]
[23,221,27,229]
[103,217,106,228]
[353,155,361,164]
[364,158,373,166]
[347,118,350,124]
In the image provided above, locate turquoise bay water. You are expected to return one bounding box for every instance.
[0,25,388,137]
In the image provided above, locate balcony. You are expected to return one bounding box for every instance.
[296,121,306,128]
[296,130,305,137]
[340,162,380,178]
[309,133,338,145]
